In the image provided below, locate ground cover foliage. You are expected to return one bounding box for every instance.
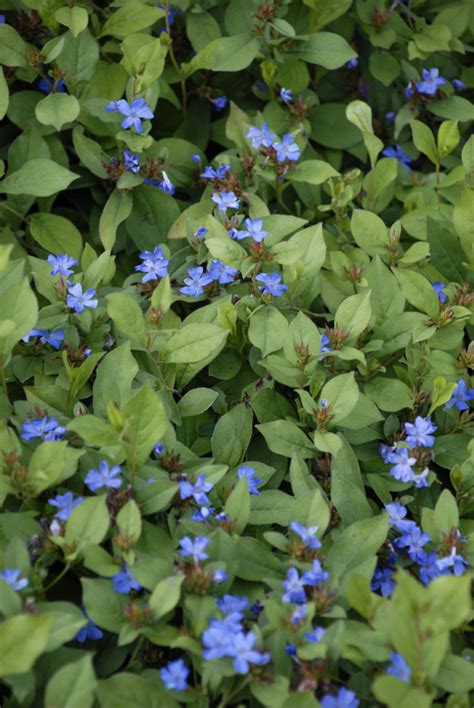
[0,0,473,705]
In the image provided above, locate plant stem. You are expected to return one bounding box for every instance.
[163,0,187,116]
[0,201,28,222]
[44,563,71,592]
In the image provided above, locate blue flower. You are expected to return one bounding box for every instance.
[445,379,474,412]
[211,190,240,212]
[385,111,396,122]
[154,443,165,457]
[216,594,248,618]
[84,460,122,492]
[346,58,359,69]
[246,123,277,149]
[202,624,235,660]
[397,525,431,563]
[432,281,447,304]
[436,547,469,576]
[386,652,411,683]
[67,284,98,313]
[235,218,268,243]
[237,466,262,495]
[256,272,288,297]
[208,260,238,285]
[320,688,360,708]
[190,506,214,522]
[371,566,395,596]
[22,328,47,343]
[404,416,437,448]
[0,15,5,23]
[213,568,228,583]
[123,150,140,173]
[135,246,169,283]
[210,96,228,111]
[48,492,84,521]
[179,474,214,506]
[280,88,293,103]
[158,171,176,195]
[405,83,416,99]
[229,631,270,674]
[452,79,465,91]
[180,267,214,297]
[112,564,142,594]
[301,559,329,587]
[76,607,103,642]
[282,567,306,604]
[273,133,300,162]
[194,226,208,240]
[388,447,416,483]
[418,550,443,585]
[382,144,413,171]
[200,164,231,180]
[413,468,429,488]
[21,416,65,442]
[290,521,321,550]
[305,626,326,643]
[0,568,29,591]
[320,334,332,354]
[179,535,209,562]
[285,643,297,659]
[191,153,202,164]
[385,502,407,528]
[40,328,65,350]
[106,98,153,133]
[291,604,307,625]
[48,253,78,276]
[160,658,189,691]
[416,68,446,96]
[39,77,65,94]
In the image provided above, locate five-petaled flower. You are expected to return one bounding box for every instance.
[256,272,288,297]
[236,218,268,243]
[160,658,189,691]
[273,133,300,162]
[48,253,78,277]
[105,97,153,133]
[445,379,474,412]
[211,190,240,213]
[112,564,142,594]
[0,568,29,591]
[48,491,84,521]
[180,267,214,297]
[67,283,98,313]
[84,460,123,492]
[179,535,209,563]
[416,67,446,96]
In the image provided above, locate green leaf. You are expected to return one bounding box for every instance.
[107,292,147,347]
[45,655,96,708]
[351,210,389,255]
[149,575,184,620]
[346,100,384,168]
[426,219,466,283]
[100,5,164,37]
[437,120,460,158]
[81,578,127,633]
[224,477,251,534]
[0,277,38,358]
[410,119,439,165]
[292,32,357,69]
[0,25,30,68]
[165,324,228,363]
[372,676,433,708]
[0,159,79,197]
[92,342,138,418]
[428,96,474,123]
[325,514,389,593]
[364,377,414,412]
[335,290,372,343]
[436,653,474,693]
[0,67,9,120]
[320,372,360,424]
[55,6,89,38]
[249,306,288,357]
[0,615,52,677]
[65,495,110,557]
[177,388,218,417]
[287,160,339,185]
[211,403,253,467]
[304,0,353,30]
[393,269,439,318]
[331,435,372,525]
[122,384,167,468]
[249,490,295,526]
[186,34,260,74]
[29,213,82,260]
[116,500,142,546]
[72,126,108,178]
[35,93,80,131]
[99,189,133,251]
[257,420,314,459]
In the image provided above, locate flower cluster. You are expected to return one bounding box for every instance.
[371,502,468,595]
[380,415,437,488]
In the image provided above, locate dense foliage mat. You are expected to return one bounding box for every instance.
[0,0,473,706]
